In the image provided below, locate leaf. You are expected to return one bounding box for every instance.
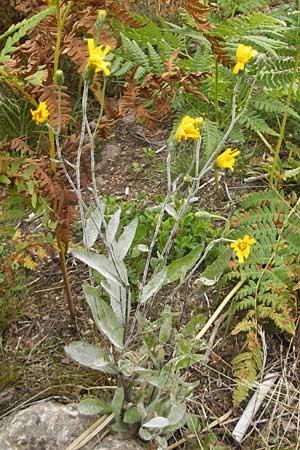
[159,306,172,344]
[143,417,170,429]
[139,427,152,441]
[164,245,204,285]
[284,166,300,179]
[64,341,116,373]
[140,267,167,304]
[168,403,186,425]
[112,387,124,419]
[0,175,11,185]
[107,208,121,244]
[85,203,104,249]
[124,406,142,424]
[194,247,231,292]
[78,397,105,416]
[182,314,207,337]
[165,204,178,220]
[101,279,131,326]
[84,284,124,350]
[187,414,202,434]
[70,248,121,285]
[116,217,138,260]
[0,7,56,63]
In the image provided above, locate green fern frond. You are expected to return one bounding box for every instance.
[147,43,164,73]
[238,110,279,136]
[251,94,300,120]
[202,119,224,159]
[120,33,150,68]
[214,12,285,39]
[0,6,55,63]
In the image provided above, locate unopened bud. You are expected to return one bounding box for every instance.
[55,69,64,86]
[96,9,107,29]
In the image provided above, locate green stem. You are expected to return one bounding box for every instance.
[48,128,56,173]
[215,58,219,125]
[53,1,62,73]
[269,46,300,187]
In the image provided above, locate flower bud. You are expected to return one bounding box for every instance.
[96,9,107,29]
[54,69,64,87]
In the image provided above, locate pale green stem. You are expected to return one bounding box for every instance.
[215,58,220,125]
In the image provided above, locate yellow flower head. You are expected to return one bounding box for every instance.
[31,101,49,125]
[87,38,111,76]
[98,9,107,19]
[216,148,240,171]
[175,116,204,143]
[231,235,256,263]
[233,44,258,75]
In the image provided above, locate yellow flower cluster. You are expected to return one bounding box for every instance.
[233,44,258,75]
[216,148,240,171]
[175,116,204,143]
[231,235,256,263]
[31,101,49,125]
[87,38,111,76]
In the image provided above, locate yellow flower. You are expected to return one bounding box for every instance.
[31,101,49,125]
[98,9,107,19]
[233,44,258,75]
[216,148,240,171]
[23,255,38,271]
[175,116,204,143]
[231,235,256,263]
[87,38,111,76]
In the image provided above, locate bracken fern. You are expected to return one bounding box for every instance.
[226,190,300,408]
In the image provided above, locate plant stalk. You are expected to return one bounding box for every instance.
[57,237,76,322]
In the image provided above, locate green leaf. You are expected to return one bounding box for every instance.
[65,341,117,374]
[0,175,11,185]
[159,306,172,344]
[140,267,167,304]
[107,208,121,244]
[168,403,186,425]
[101,279,131,326]
[70,248,121,285]
[143,416,170,429]
[164,245,204,285]
[78,397,105,416]
[139,427,152,441]
[182,314,207,337]
[187,414,202,434]
[85,203,104,249]
[112,387,124,420]
[124,406,142,424]
[84,284,124,350]
[193,247,231,293]
[116,217,138,260]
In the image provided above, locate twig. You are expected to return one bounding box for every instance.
[196,278,245,341]
[64,413,115,450]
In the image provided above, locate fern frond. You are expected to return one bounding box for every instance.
[238,110,279,136]
[0,7,55,64]
[147,43,164,73]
